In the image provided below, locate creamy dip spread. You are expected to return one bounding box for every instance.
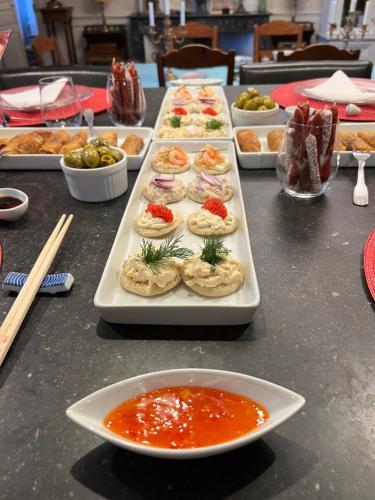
[138,211,175,229]
[190,209,234,231]
[184,254,243,289]
[123,258,179,292]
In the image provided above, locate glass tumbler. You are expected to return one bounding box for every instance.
[107,73,146,127]
[39,76,82,127]
[276,117,340,199]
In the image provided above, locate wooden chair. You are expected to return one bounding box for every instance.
[156,44,235,87]
[32,35,65,66]
[277,43,360,62]
[167,22,218,51]
[253,21,303,63]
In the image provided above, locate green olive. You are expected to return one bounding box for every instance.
[91,137,109,148]
[96,146,112,157]
[100,154,116,167]
[83,147,100,168]
[244,99,258,111]
[235,96,246,109]
[63,151,85,168]
[247,87,260,99]
[264,98,276,109]
[108,149,122,162]
[257,105,268,111]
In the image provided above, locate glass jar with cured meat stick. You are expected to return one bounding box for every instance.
[276,102,339,199]
[107,59,146,127]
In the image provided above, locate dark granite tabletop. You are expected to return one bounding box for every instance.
[0,86,375,500]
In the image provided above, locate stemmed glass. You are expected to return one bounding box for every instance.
[39,76,82,127]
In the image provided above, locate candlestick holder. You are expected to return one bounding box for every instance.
[153,0,162,15]
[235,0,249,14]
[329,10,367,49]
[148,14,187,53]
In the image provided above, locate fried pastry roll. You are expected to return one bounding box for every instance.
[121,134,144,155]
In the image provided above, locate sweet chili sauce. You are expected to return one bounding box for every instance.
[103,386,269,449]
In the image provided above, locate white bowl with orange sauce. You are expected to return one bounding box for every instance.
[66,369,305,459]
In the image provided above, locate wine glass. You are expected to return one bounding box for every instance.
[276,118,340,199]
[39,76,82,127]
[106,74,146,127]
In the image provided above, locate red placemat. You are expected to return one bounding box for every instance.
[271,79,375,121]
[1,86,107,127]
[364,229,375,302]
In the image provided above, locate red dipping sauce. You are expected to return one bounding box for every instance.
[103,386,269,449]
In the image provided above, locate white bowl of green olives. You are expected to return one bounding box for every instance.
[60,138,128,202]
[231,88,279,126]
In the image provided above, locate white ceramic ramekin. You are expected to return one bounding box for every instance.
[231,102,279,126]
[0,188,29,221]
[60,147,128,202]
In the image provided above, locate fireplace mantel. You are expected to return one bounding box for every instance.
[128,12,270,61]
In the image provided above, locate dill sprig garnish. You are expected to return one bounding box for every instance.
[200,236,230,272]
[137,234,193,273]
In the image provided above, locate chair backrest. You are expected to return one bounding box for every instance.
[32,35,64,66]
[239,60,373,85]
[0,65,110,90]
[168,22,218,50]
[277,43,360,62]
[156,44,235,86]
[253,20,303,62]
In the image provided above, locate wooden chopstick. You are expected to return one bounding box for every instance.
[0,214,67,332]
[0,214,73,366]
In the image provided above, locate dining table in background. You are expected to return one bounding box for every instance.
[0,85,374,500]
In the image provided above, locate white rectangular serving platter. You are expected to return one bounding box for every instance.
[234,122,375,169]
[94,140,260,325]
[153,86,233,141]
[0,126,153,171]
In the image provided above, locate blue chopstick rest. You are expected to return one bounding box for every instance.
[2,272,74,294]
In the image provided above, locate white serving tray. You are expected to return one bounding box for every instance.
[153,86,233,141]
[0,126,153,171]
[234,122,375,169]
[94,140,260,325]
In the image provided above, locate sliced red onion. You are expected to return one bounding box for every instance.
[198,98,216,105]
[200,172,222,187]
[196,178,204,191]
[154,174,175,182]
[173,98,190,106]
[153,180,173,190]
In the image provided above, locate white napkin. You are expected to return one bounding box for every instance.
[306,70,375,103]
[1,77,68,109]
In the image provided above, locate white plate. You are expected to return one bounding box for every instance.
[170,78,223,86]
[94,140,260,325]
[0,85,93,111]
[0,126,153,170]
[66,368,305,459]
[234,123,375,169]
[153,86,233,141]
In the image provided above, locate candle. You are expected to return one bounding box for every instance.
[148,2,155,27]
[349,0,356,12]
[329,0,337,24]
[180,0,185,25]
[363,0,371,24]
[164,0,170,15]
